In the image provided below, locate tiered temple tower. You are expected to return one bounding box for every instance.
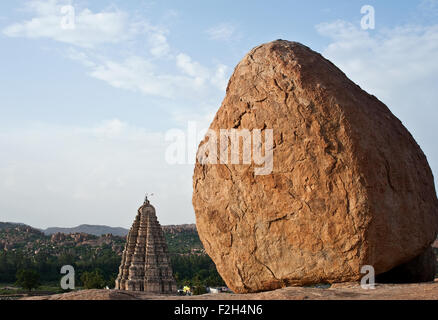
[115,197,176,293]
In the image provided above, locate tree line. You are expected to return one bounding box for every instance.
[0,250,225,290]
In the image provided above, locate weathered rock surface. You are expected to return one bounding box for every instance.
[20,280,438,300]
[192,40,438,293]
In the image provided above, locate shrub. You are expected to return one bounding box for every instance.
[80,270,106,289]
[15,269,40,291]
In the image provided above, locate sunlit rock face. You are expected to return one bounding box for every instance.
[192,40,438,293]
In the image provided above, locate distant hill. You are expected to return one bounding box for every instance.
[0,222,27,230]
[42,223,196,237]
[43,224,129,237]
[162,224,197,233]
[0,221,202,256]
[0,221,217,288]
[0,222,202,256]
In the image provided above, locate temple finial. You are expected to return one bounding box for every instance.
[144,193,153,205]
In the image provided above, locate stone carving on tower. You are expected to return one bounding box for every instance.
[115,195,177,293]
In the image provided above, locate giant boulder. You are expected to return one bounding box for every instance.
[192,40,438,293]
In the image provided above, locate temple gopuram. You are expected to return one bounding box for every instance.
[115,196,176,293]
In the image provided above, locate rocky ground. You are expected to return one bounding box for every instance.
[22,280,438,300]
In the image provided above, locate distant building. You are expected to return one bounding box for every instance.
[115,197,176,293]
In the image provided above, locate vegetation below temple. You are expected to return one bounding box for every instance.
[0,222,224,291]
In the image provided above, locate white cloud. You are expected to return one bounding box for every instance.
[211,64,229,91]
[3,1,231,101]
[206,23,237,41]
[176,53,208,78]
[85,54,229,100]
[316,21,438,110]
[3,0,134,48]
[92,119,127,139]
[176,53,210,86]
[175,53,229,91]
[316,20,438,186]
[0,120,196,228]
[147,29,171,57]
[65,47,96,67]
[89,56,175,98]
[170,105,217,129]
[88,55,219,100]
[3,0,171,54]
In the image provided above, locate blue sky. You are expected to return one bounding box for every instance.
[0,0,437,229]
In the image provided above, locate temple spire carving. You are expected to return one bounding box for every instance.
[115,198,176,293]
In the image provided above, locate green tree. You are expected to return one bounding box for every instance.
[107,274,117,289]
[15,269,40,291]
[192,279,207,295]
[80,270,106,289]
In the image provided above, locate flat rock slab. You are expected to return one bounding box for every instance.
[22,280,438,300]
